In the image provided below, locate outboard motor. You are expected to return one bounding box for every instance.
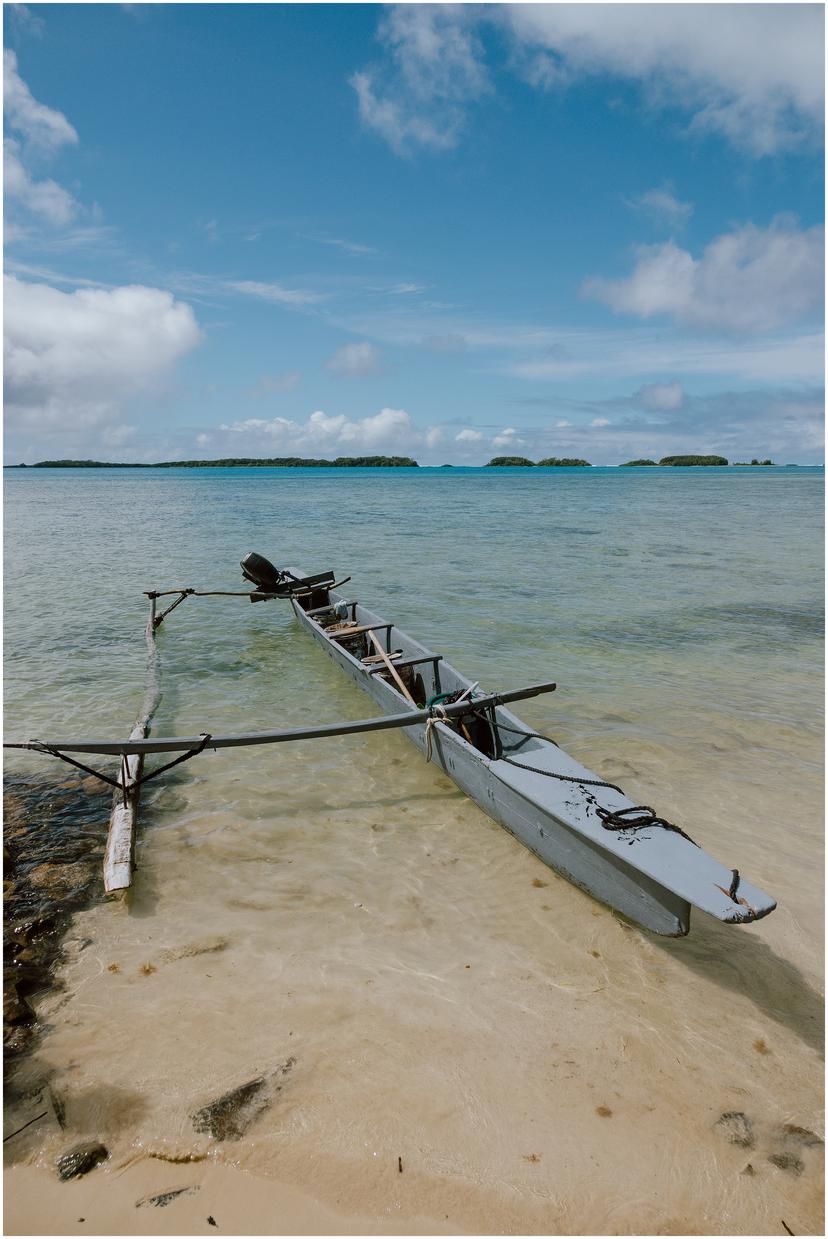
[240,552,289,593]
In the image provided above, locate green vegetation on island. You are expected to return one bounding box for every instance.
[18,456,419,469]
[621,459,657,467]
[658,455,728,467]
[734,459,775,466]
[486,456,592,467]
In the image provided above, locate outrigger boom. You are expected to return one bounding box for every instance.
[4,553,777,935]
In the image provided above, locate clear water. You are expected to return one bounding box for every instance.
[4,466,824,1233]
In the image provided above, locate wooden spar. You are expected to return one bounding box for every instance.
[103,726,143,894]
[366,629,415,703]
[7,682,558,758]
[102,600,162,894]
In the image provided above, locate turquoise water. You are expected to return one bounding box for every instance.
[4,465,824,1232]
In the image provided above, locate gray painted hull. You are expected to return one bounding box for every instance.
[289,576,776,937]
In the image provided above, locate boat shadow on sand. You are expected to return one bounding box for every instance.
[653,919,824,1057]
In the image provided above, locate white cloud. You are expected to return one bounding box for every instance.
[226,279,325,306]
[351,6,490,154]
[4,138,79,225]
[216,406,434,455]
[590,417,610,428]
[354,5,823,157]
[635,381,685,412]
[302,232,377,256]
[4,275,201,438]
[491,426,526,448]
[626,185,693,230]
[6,6,45,38]
[583,218,824,333]
[4,50,78,151]
[3,54,85,238]
[506,4,823,156]
[455,428,483,443]
[325,340,383,377]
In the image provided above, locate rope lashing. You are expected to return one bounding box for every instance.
[595,804,700,847]
[480,713,703,850]
[424,704,449,763]
[27,733,214,796]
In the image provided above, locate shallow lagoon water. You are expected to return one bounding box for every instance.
[4,465,824,1234]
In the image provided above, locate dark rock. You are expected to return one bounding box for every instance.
[192,1057,295,1140]
[768,1152,804,1175]
[780,1124,824,1149]
[56,1142,108,1181]
[192,1076,267,1140]
[4,983,34,1026]
[136,1185,200,1208]
[714,1111,755,1149]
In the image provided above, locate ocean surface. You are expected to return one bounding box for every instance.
[4,465,824,1234]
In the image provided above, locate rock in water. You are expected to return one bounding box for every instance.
[714,1111,755,1149]
[191,1057,296,1140]
[56,1142,108,1180]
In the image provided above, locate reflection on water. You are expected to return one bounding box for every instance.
[4,466,824,1233]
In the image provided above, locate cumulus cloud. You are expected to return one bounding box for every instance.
[353,5,823,157]
[583,218,824,333]
[626,185,693,230]
[215,406,435,455]
[4,275,201,438]
[491,426,526,449]
[325,340,383,377]
[455,427,484,443]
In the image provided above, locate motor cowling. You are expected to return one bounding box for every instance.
[240,552,286,592]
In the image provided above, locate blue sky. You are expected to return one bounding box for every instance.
[4,2,824,464]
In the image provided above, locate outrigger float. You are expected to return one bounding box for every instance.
[5,554,776,937]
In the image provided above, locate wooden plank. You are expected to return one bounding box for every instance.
[367,630,415,703]
[368,654,442,675]
[362,650,403,665]
[326,622,393,640]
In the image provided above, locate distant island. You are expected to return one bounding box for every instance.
[13,456,419,469]
[486,456,591,467]
[621,459,658,467]
[734,459,775,466]
[658,455,728,466]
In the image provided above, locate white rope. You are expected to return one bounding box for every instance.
[424,705,449,763]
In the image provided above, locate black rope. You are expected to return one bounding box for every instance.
[30,746,122,789]
[153,589,193,628]
[131,733,213,790]
[28,734,214,796]
[477,712,698,846]
[596,805,699,847]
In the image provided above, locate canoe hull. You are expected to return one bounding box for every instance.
[291,590,691,935]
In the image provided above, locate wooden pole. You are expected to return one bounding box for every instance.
[366,630,415,703]
[7,682,557,758]
[102,602,162,894]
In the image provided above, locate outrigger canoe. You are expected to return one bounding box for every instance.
[244,555,776,938]
[6,553,777,938]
